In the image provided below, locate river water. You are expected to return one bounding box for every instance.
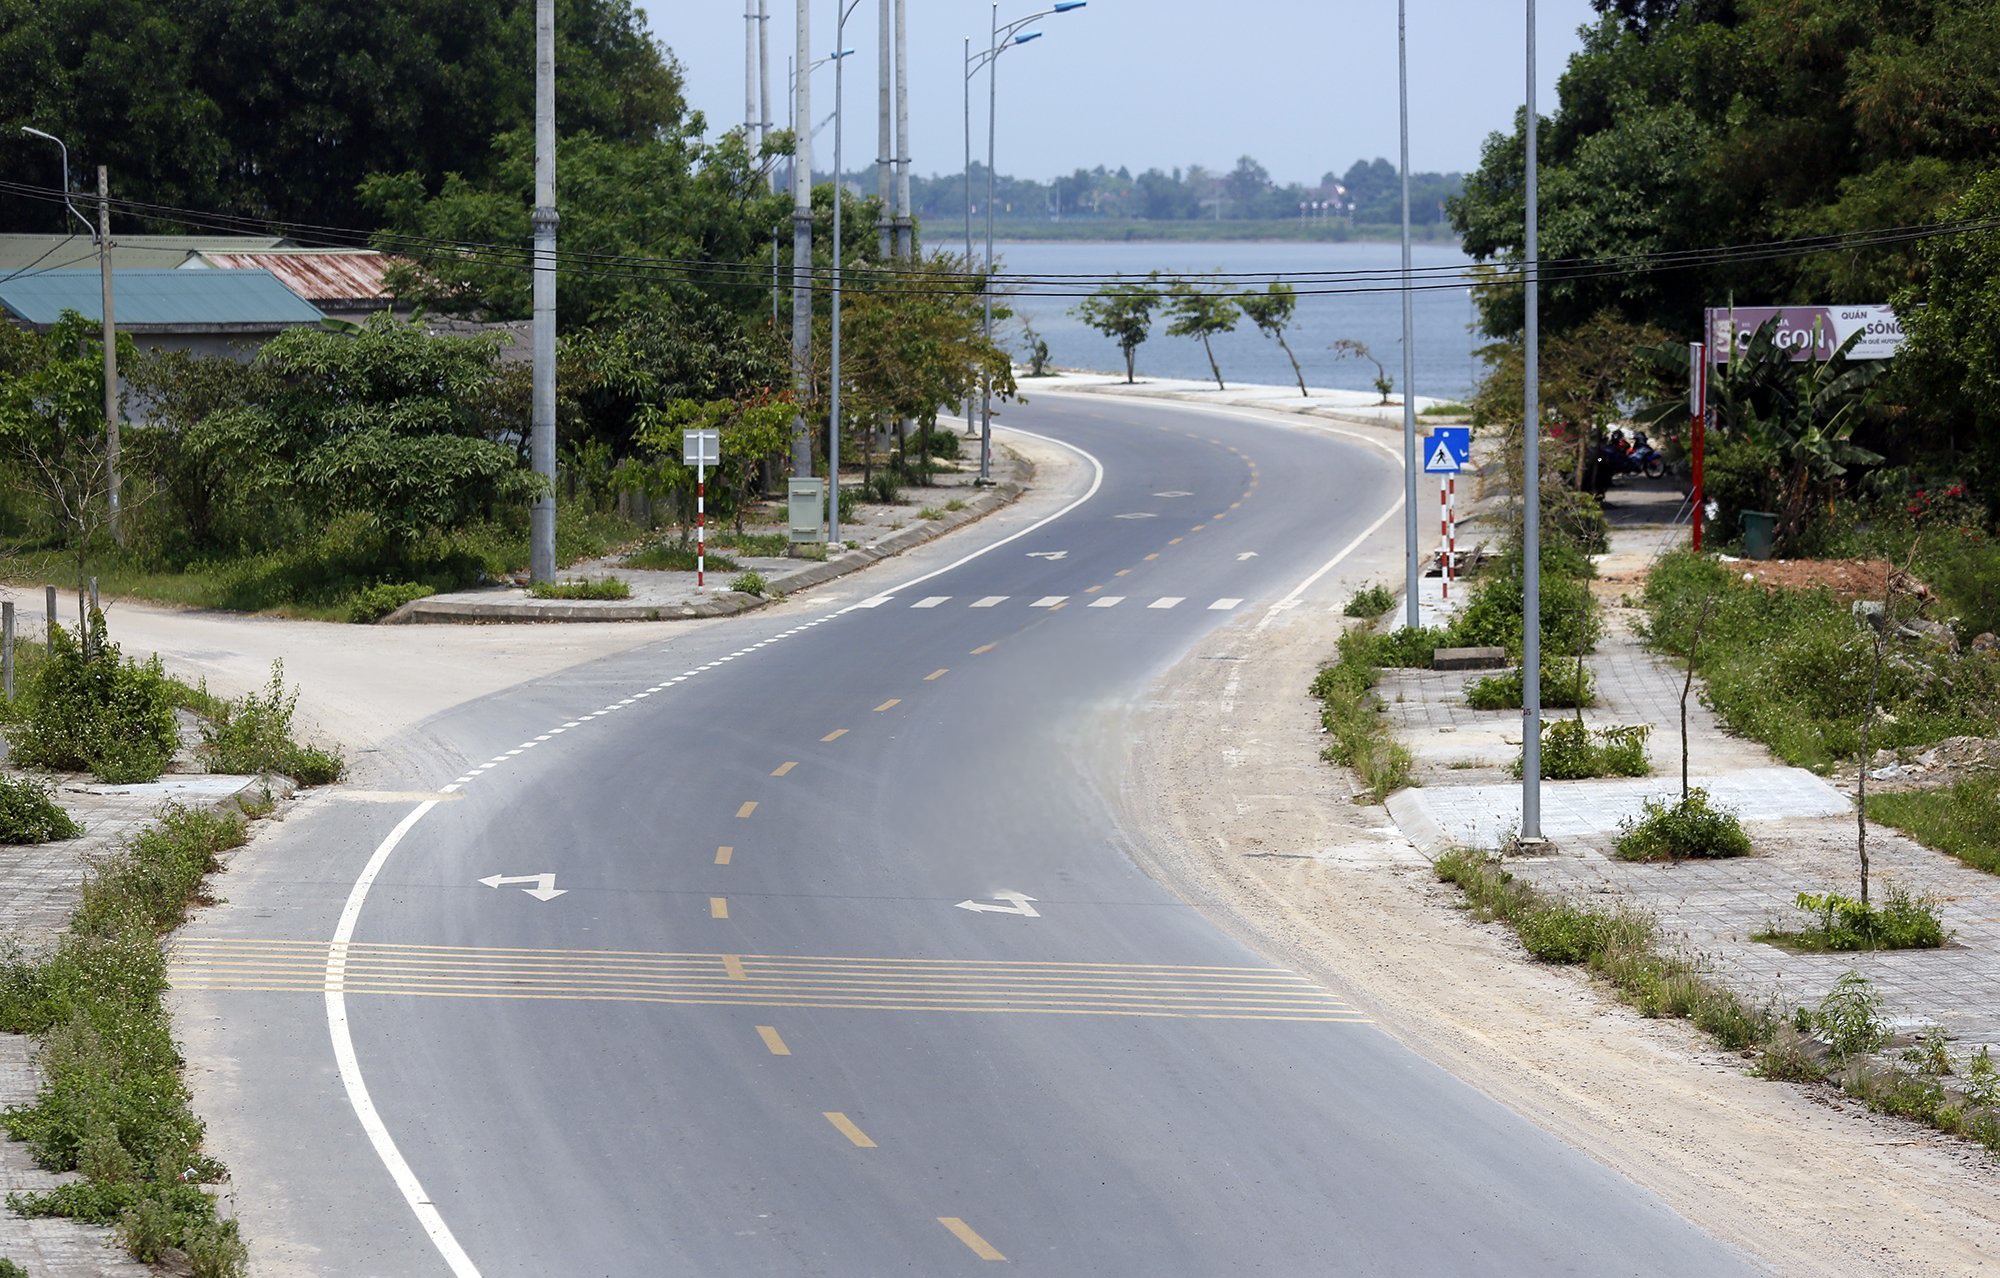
[992,240,1482,402]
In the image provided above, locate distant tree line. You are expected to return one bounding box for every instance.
[903,156,1462,226]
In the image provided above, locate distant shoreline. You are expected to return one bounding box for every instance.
[934,220,1465,248]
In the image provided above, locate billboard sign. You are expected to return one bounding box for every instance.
[1705,305,1904,363]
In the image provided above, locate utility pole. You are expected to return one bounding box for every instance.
[746,2,759,139]
[529,0,558,583]
[877,0,894,259]
[1522,0,1544,839]
[759,0,775,192]
[1398,2,1418,627]
[95,166,120,545]
[894,0,912,257]
[791,0,814,478]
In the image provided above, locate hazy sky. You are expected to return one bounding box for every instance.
[638,1,1602,183]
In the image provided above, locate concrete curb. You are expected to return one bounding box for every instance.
[384,472,1027,625]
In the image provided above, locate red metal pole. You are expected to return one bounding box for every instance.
[1693,347,1707,553]
[1447,474,1456,600]
[697,471,707,588]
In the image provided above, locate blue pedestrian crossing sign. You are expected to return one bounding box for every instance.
[1423,427,1472,474]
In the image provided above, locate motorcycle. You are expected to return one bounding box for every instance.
[1625,431,1666,479]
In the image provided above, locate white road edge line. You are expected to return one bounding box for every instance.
[1257,490,1406,632]
[326,800,482,1278]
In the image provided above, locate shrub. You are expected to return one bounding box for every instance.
[911,429,962,460]
[528,577,630,601]
[346,581,433,623]
[837,487,862,523]
[1343,584,1395,618]
[1516,719,1649,779]
[0,1258,25,1277]
[1802,971,1889,1060]
[0,776,81,844]
[865,472,902,505]
[73,804,248,937]
[1452,568,1599,659]
[730,571,768,596]
[1342,625,1451,669]
[1615,787,1753,860]
[197,662,345,784]
[184,1217,249,1278]
[1463,660,1596,710]
[8,613,179,783]
[1761,885,1952,952]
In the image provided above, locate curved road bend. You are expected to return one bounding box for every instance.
[172,392,1757,1276]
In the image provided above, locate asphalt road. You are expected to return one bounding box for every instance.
[173,391,1759,1276]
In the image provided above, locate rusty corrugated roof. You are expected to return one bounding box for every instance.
[193,251,399,303]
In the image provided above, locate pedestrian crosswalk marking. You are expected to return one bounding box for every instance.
[971,596,1008,608]
[913,596,950,609]
[1149,597,1185,609]
[1209,598,1243,611]
[1089,597,1124,608]
[1030,596,1067,608]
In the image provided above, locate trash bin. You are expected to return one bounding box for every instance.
[1739,509,1778,560]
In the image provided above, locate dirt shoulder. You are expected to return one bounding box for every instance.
[1120,596,2000,1278]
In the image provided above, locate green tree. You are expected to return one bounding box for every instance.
[1071,278,1162,384]
[1164,282,1239,390]
[640,398,791,535]
[1238,283,1308,396]
[1330,338,1393,404]
[1893,168,2000,503]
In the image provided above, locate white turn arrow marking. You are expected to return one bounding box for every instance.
[954,891,1040,917]
[478,872,567,902]
[1155,490,1193,498]
[1114,512,1158,520]
[1025,551,1069,561]
[1236,551,1260,561]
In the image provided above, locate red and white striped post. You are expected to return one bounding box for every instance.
[1690,340,1708,553]
[696,461,707,589]
[1439,476,1457,599]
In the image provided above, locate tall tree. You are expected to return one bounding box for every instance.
[1072,278,1163,384]
[1164,282,1239,390]
[1238,283,1308,396]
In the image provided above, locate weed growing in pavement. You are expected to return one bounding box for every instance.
[1512,718,1649,780]
[1614,788,1753,860]
[0,775,82,844]
[713,530,790,557]
[865,473,903,505]
[918,506,946,520]
[1464,660,1596,710]
[194,662,345,785]
[945,497,968,512]
[529,577,631,601]
[1754,1026,1828,1082]
[0,1258,25,1276]
[1310,638,1414,802]
[730,571,769,596]
[1342,583,1396,618]
[1799,971,1890,1059]
[622,541,743,573]
[346,581,433,623]
[1757,885,1952,952]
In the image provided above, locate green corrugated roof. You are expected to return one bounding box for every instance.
[0,233,290,273]
[0,269,324,328]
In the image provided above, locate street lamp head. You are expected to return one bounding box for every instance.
[20,126,59,143]
[1053,2,1087,11]
[1013,30,1043,43]
[832,47,856,58]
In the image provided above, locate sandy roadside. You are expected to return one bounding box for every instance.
[1118,595,2000,1277]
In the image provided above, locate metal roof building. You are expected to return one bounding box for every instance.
[0,268,324,332]
[0,233,291,275]
[183,249,401,318]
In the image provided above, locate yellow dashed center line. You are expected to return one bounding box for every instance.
[736,801,758,819]
[771,761,797,777]
[756,1025,791,1056]
[1230,501,1242,509]
[971,643,997,655]
[874,699,901,712]
[824,1112,877,1148]
[1144,553,1160,561]
[822,728,848,742]
[1084,585,1103,594]
[714,845,734,866]
[709,898,729,920]
[939,1218,1006,1261]
[925,669,949,682]
[1114,569,1131,577]
[1191,524,1206,532]
[722,955,747,980]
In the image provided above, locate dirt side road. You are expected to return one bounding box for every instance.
[1118,600,2000,1278]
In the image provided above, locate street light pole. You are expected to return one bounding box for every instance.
[894,0,912,257]
[529,0,558,584]
[1398,0,1418,628]
[790,0,814,479]
[877,0,894,260]
[759,0,774,191]
[831,6,862,548]
[1522,0,1544,839]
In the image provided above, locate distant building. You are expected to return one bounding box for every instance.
[180,248,406,323]
[0,268,325,361]
[0,232,291,274]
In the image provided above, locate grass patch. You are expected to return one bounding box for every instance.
[917,506,946,521]
[0,800,255,1266]
[528,577,631,601]
[622,541,743,573]
[945,497,968,512]
[712,530,791,557]
[1343,583,1395,618]
[730,571,769,596]
[1867,777,2000,876]
[1310,633,1415,803]
[1344,625,1451,669]
[1614,788,1753,860]
[1756,886,1953,952]
[346,581,433,623]
[1464,660,1596,710]
[1641,551,2000,771]
[188,662,345,786]
[0,776,81,844]
[1420,402,1472,417]
[1514,718,1649,779]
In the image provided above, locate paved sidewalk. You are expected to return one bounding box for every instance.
[1370,518,2000,1057]
[0,772,268,1277]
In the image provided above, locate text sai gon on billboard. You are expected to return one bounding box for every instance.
[1704,305,1905,362]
